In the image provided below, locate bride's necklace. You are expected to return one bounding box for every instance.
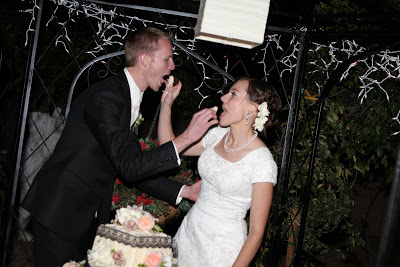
[224,130,258,153]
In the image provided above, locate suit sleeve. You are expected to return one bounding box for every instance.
[135,175,183,205]
[83,83,179,182]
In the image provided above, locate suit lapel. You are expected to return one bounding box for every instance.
[118,71,132,130]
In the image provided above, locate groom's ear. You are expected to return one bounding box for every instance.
[139,54,150,67]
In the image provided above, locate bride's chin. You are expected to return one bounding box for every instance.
[219,120,229,128]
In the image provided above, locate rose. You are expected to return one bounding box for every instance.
[115,178,123,184]
[144,251,163,267]
[115,206,142,225]
[62,261,79,267]
[111,249,126,266]
[124,219,137,231]
[138,214,155,231]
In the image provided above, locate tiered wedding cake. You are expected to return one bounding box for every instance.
[63,205,176,267]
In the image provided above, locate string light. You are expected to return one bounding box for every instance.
[22,0,400,135]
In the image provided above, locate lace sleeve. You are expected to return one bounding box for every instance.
[250,149,278,186]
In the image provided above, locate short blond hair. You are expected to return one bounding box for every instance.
[124,27,172,67]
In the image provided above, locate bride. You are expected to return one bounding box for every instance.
[158,77,282,266]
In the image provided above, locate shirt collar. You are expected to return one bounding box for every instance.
[124,67,143,109]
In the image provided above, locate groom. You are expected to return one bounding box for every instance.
[22,27,218,267]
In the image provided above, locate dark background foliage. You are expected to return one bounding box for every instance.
[1,0,400,266]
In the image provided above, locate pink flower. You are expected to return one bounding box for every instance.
[138,215,155,231]
[124,219,137,231]
[145,251,163,267]
[62,261,79,267]
[111,250,126,266]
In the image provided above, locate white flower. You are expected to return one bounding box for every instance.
[115,206,141,225]
[254,117,268,132]
[87,239,115,267]
[253,102,270,132]
[163,255,173,267]
[258,102,270,118]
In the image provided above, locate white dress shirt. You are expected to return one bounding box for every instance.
[123,68,184,204]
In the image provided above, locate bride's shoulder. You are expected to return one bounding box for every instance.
[251,140,274,160]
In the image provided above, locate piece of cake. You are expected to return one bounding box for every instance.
[167,76,174,88]
[211,106,218,112]
[87,205,175,267]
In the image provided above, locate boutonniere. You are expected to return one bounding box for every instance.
[132,113,144,132]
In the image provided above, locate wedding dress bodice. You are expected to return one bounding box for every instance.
[174,126,277,267]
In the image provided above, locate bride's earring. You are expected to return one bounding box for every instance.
[245,112,249,125]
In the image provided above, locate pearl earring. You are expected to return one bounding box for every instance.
[245,112,249,125]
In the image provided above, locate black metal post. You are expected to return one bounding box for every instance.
[376,146,400,267]
[266,31,306,266]
[0,0,44,266]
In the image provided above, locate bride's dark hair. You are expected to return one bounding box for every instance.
[238,77,282,133]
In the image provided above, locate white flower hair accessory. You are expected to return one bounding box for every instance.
[253,102,270,132]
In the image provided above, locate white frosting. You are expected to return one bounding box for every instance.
[167,76,174,88]
[88,205,173,267]
[88,234,172,267]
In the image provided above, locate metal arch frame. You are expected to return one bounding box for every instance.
[0,0,44,266]
[0,1,305,266]
[65,50,124,119]
[65,41,235,121]
[0,1,336,267]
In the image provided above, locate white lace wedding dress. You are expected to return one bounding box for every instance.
[174,126,277,267]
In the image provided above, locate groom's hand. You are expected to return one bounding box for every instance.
[180,180,202,202]
[161,78,181,107]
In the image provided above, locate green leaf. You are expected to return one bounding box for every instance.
[377,147,383,158]
[336,166,343,178]
[354,162,365,173]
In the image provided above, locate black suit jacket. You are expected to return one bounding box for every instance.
[22,71,182,240]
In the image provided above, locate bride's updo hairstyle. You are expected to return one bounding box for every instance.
[241,77,282,134]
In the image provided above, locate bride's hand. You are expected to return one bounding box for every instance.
[161,78,182,108]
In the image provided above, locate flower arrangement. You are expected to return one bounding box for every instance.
[87,238,127,266]
[61,261,86,267]
[138,251,177,267]
[88,205,175,267]
[253,102,270,132]
[112,137,198,220]
[113,205,159,232]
